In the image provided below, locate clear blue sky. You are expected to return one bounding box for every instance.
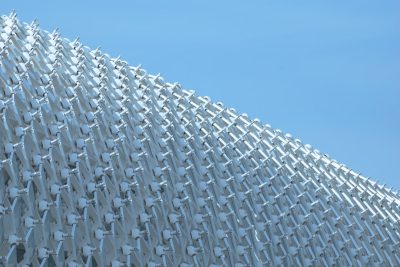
[3,1,400,189]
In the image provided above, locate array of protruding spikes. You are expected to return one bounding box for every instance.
[1,12,400,267]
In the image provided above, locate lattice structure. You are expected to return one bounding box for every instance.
[1,12,400,267]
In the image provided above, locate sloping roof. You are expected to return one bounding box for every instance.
[1,12,400,266]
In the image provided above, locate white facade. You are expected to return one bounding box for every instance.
[1,13,400,266]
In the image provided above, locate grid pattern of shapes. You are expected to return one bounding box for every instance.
[1,13,400,267]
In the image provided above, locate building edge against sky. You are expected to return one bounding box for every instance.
[1,13,400,266]
[3,2,399,190]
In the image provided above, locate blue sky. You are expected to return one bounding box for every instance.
[3,1,400,189]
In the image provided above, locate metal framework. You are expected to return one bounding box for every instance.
[1,12,400,267]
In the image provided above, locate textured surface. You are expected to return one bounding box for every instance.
[1,13,400,267]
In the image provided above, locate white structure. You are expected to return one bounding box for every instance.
[1,13,400,267]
